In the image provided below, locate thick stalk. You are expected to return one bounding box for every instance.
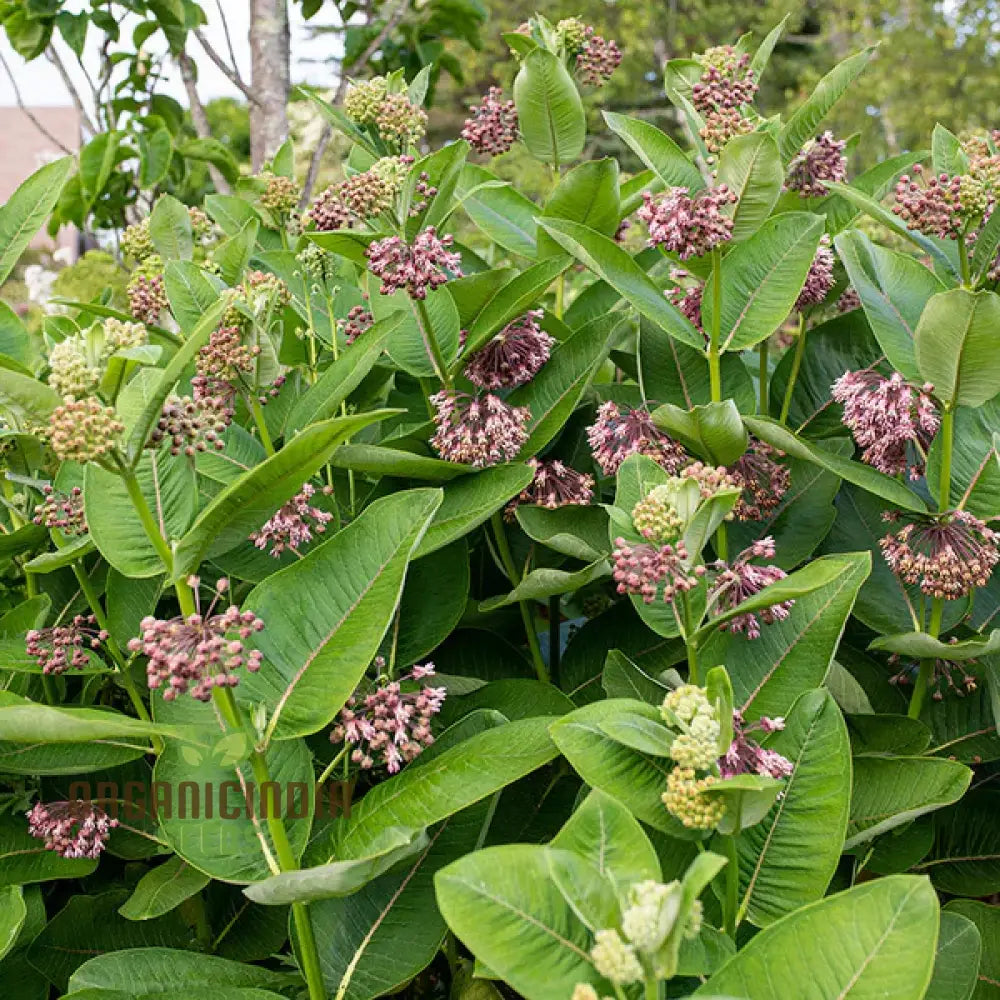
[959,235,971,287]
[708,248,723,402]
[758,339,769,415]
[250,397,276,457]
[779,314,807,424]
[645,976,660,1000]
[414,298,452,387]
[721,832,739,938]
[491,513,548,682]
[909,406,954,719]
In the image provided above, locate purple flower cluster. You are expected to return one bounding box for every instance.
[692,45,758,112]
[149,394,229,456]
[250,483,334,557]
[330,660,445,773]
[464,311,553,390]
[667,270,704,333]
[638,186,737,259]
[587,401,689,476]
[33,484,86,535]
[577,32,622,87]
[794,236,836,311]
[719,712,793,779]
[506,458,594,517]
[880,510,1000,600]
[786,132,848,199]
[893,165,989,239]
[26,614,108,675]
[366,227,462,299]
[128,578,264,701]
[127,270,168,325]
[831,370,939,479]
[197,325,259,385]
[700,107,754,156]
[342,304,374,345]
[429,390,530,467]
[612,538,704,604]
[462,87,519,155]
[709,538,794,639]
[27,800,117,859]
[730,439,791,521]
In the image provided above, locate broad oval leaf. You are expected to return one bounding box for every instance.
[513,49,586,166]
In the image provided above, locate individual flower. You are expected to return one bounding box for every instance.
[26,800,117,859]
[148,394,229,456]
[638,186,737,259]
[46,398,124,463]
[893,165,989,239]
[692,45,758,111]
[587,401,689,476]
[463,310,553,389]
[709,537,794,638]
[589,929,643,986]
[729,439,791,521]
[462,86,519,155]
[662,765,726,829]
[259,171,302,215]
[795,235,836,310]
[250,483,334,557]
[719,711,792,779]
[33,484,86,535]
[612,538,704,604]
[127,257,168,325]
[341,304,374,345]
[880,510,1000,600]
[429,390,530,467]
[366,227,463,299]
[330,659,445,773]
[128,577,264,701]
[785,131,848,198]
[632,484,684,543]
[505,458,594,517]
[576,32,622,87]
[26,614,108,675]
[48,336,99,398]
[831,370,939,479]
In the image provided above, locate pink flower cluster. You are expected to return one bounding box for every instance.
[692,46,758,112]
[27,800,117,859]
[729,440,791,521]
[786,132,848,199]
[719,712,793,779]
[128,578,264,701]
[893,165,989,239]
[794,236,836,311]
[506,458,594,517]
[366,227,462,299]
[831,370,939,479]
[330,660,445,773]
[577,32,622,87]
[612,538,704,604]
[462,87,519,155]
[709,538,794,639]
[464,311,553,390]
[250,483,334,557]
[587,401,688,476]
[430,390,530,467]
[33,484,87,535]
[667,270,704,333]
[26,614,108,675]
[638,186,737,259]
[342,304,374,345]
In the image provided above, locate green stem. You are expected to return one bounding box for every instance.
[122,469,174,573]
[779,314,806,425]
[908,406,954,719]
[317,745,349,786]
[414,297,452,387]
[645,975,660,1000]
[959,235,971,287]
[682,594,699,684]
[722,833,739,938]
[250,397,276,457]
[708,248,723,403]
[758,338,769,415]
[491,512,549,683]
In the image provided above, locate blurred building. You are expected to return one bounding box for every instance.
[0,106,80,260]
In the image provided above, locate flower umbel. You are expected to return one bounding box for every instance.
[505,458,594,517]
[638,185,738,259]
[662,765,726,829]
[33,484,86,535]
[429,390,530,467]
[709,537,794,638]
[729,439,791,521]
[692,45,759,111]
[662,684,721,770]
[462,87,519,155]
[589,929,643,986]
[26,614,108,675]
[612,538,704,604]
[366,227,462,299]
[128,578,264,701]
[786,132,848,198]
[27,800,117,858]
[794,235,836,310]
[719,711,792,779]
[250,483,334,557]
[587,401,689,476]
[463,310,553,389]
[47,398,123,464]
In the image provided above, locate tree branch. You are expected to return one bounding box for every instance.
[0,51,74,154]
[215,0,243,78]
[177,51,231,194]
[300,0,412,204]
[194,28,261,105]
[45,45,98,136]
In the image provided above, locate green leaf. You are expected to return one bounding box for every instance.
[513,49,586,166]
[822,151,928,235]
[284,317,397,434]
[118,856,211,921]
[139,127,173,188]
[737,690,850,926]
[178,139,240,186]
[239,489,441,740]
[174,412,394,578]
[915,791,1000,896]
[717,132,784,241]
[602,112,704,191]
[329,443,473,482]
[745,415,927,511]
[914,288,1000,407]
[926,910,981,1000]
[778,47,876,162]
[833,229,944,382]
[0,813,95,887]
[372,284,460,381]
[702,212,825,351]
[414,463,535,558]
[436,845,616,999]
[0,886,25,962]
[163,261,221,337]
[0,157,72,285]
[845,755,972,849]
[479,562,609,612]
[945,900,1000,1000]
[538,218,703,348]
[652,400,748,465]
[516,505,610,562]
[0,367,61,422]
[213,220,259,286]
[537,159,620,258]
[0,695,177,745]
[695,875,939,1000]
[335,717,558,860]
[871,630,1000,661]
[932,124,969,176]
[457,165,538,258]
[601,649,669,703]
[149,194,194,261]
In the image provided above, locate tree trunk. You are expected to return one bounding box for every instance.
[249,0,290,171]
